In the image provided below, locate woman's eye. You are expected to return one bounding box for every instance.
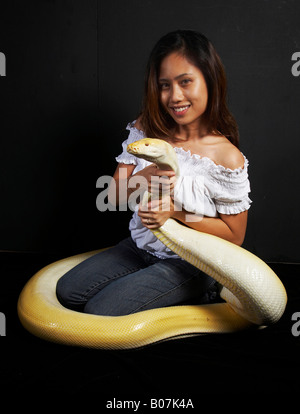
[160,82,169,90]
[181,78,191,86]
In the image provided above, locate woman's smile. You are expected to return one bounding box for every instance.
[170,105,191,116]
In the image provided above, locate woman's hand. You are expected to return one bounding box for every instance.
[135,164,176,195]
[136,164,177,229]
[108,163,176,208]
[138,195,176,229]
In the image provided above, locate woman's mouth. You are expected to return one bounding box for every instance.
[170,105,191,116]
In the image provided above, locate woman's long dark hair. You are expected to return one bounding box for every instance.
[140,30,239,148]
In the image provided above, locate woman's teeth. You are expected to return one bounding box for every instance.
[173,106,190,112]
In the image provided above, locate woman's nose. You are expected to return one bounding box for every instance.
[170,84,184,103]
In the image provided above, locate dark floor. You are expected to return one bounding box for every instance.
[1,252,299,406]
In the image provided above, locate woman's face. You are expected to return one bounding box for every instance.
[158,52,208,130]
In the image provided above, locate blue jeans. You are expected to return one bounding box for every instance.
[56,237,217,316]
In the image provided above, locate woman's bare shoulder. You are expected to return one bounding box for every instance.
[209,136,245,170]
[217,141,245,170]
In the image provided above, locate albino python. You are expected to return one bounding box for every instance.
[18,138,287,349]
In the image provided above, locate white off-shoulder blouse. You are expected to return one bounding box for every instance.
[115,121,252,259]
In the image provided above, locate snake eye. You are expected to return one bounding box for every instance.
[145,143,149,146]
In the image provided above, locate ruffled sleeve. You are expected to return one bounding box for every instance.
[210,156,252,215]
[115,121,145,165]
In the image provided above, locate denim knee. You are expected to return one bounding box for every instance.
[56,277,73,308]
[56,275,86,311]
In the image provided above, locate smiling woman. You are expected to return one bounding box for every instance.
[140,30,239,148]
[56,30,252,317]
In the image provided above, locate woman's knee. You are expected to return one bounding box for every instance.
[56,273,86,310]
[56,276,73,307]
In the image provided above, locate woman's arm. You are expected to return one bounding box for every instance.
[138,197,248,246]
[107,163,136,207]
[173,209,248,246]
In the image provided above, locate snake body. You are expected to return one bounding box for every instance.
[17,138,287,349]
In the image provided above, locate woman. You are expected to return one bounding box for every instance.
[56,30,251,316]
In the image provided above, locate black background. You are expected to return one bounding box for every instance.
[0,0,300,261]
[0,0,299,405]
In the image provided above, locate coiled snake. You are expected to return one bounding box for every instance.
[17,138,287,349]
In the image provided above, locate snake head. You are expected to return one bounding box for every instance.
[127,138,179,175]
[127,138,163,161]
